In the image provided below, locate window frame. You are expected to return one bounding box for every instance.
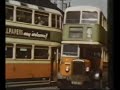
[34,46,49,60]
[6,5,14,21]
[61,44,80,57]
[16,7,32,23]
[81,11,98,24]
[34,11,49,26]
[66,11,80,24]
[16,44,32,59]
[5,44,13,59]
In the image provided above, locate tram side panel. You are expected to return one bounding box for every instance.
[6,63,51,80]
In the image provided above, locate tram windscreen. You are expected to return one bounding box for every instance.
[66,11,80,24]
[63,44,78,56]
[82,11,98,24]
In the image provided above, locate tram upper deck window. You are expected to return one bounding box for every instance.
[34,46,48,59]
[57,15,60,29]
[16,45,32,59]
[52,14,56,27]
[35,11,49,26]
[6,44,13,58]
[16,7,32,23]
[6,5,13,20]
[62,44,78,56]
[81,11,98,24]
[102,16,107,30]
[66,11,80,24]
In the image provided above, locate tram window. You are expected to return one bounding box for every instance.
[100,12,102,26]
[16,45,32,59]
[66,11,80,24]
[35,11,48,26]
[6,6,13,20]
[61,17,63,29]
[85,49,93,59]
[34,46,48,59]
[57,15,60,29]
[82,11,98,24]
[5,45,13,58]
[82,11,97,19]
[16,7,32,23]
[102,16,107,30]
[80,47,101,60]
[69,27,83,38]
[52,14,56,27]
[63,44,78,56]
[93,49,101,58]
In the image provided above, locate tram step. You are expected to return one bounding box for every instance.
[6,80,50,88]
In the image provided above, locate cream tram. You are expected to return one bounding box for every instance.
[5,0,63,87]
[57,6,108,89]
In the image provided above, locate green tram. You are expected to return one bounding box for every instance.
[57,6,108,89]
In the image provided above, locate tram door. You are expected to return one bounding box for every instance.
[51,47,58,81]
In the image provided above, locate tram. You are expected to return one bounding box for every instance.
[57,6,108,89]
[5,0,63,84]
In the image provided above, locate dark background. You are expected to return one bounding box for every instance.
[108,0,114,89]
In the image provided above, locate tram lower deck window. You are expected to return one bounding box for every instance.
[34,46,48,59]
[63,44,78,56]
[16,45,32,59]
[6,46,13,58]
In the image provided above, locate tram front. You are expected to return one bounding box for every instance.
[57,44,103,89]
[57,44,92,89]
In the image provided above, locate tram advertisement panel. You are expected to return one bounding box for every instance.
[6,26,50,40]
[6,26,61,42]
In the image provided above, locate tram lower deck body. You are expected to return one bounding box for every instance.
[6,62,52,83]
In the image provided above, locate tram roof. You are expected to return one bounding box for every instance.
[6,0,63,15]
[44,7,62,15]
[65,6,101,12]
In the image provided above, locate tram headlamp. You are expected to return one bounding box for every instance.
[65,66,70,72]
[86,27,92,38]
[85,67,90,72]
[94,73,100,79]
